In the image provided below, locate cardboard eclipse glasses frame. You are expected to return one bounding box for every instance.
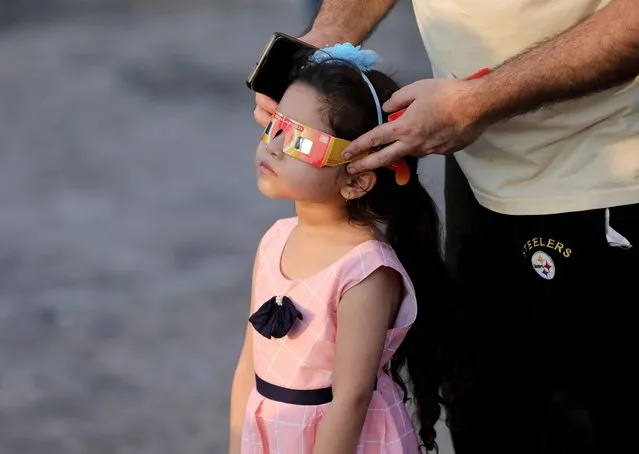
[261,111,410,185]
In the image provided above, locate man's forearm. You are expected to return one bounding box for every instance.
[475,0,639,124]
[307,0,397,46]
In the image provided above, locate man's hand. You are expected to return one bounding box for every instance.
[254,93,277,127]
[341,78,491,174]
[253,30,335,127]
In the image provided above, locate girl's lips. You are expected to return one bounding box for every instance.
[258,160,278,176]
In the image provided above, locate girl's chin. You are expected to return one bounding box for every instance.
[257,180,288,200]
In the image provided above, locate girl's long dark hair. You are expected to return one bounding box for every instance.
[291,57,452,452]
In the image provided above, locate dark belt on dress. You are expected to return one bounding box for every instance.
[255,374,333,406]
[255,374,379,406]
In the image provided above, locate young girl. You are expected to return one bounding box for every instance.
[229,44,449,454]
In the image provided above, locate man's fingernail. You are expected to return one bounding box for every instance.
[343,153,352,160]
[347,166,357,174]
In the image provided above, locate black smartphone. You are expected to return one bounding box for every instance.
[246,32,317,102]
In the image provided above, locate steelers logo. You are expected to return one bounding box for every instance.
[531,251,555,280]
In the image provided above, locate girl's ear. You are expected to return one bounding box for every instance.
[340,170,377,201]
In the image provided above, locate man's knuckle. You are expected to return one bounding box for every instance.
[390,123,404,136]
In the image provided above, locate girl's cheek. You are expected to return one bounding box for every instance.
[282,159,341,197]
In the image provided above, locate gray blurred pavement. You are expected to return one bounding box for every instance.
[0,1,449,452]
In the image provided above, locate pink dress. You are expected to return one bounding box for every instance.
[241,217,421,453]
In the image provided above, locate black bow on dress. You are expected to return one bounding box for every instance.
[248,295,302,339]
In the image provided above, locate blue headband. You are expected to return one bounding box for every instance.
[309,43,384,126]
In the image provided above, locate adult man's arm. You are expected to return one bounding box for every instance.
[342,0,639,171]
[481,0,639,123]
[254,0,397,126]
[306,0,397,47]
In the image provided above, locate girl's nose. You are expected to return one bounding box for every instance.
[269,145,282,158]
[268,130,285,159]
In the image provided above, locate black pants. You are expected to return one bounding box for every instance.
[444,160,639,454]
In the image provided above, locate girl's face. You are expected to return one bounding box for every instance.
[255,83,347,203]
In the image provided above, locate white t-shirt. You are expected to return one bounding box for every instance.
[411,0,639,215]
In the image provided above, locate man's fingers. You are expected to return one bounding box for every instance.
[254,93,277,126]
[341,122,397,160]
[256,93,277,113]
[382,84,418,113]
[346,141,412,174]
[254,106,272,127]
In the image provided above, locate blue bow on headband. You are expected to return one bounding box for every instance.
[309,43,383,73]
